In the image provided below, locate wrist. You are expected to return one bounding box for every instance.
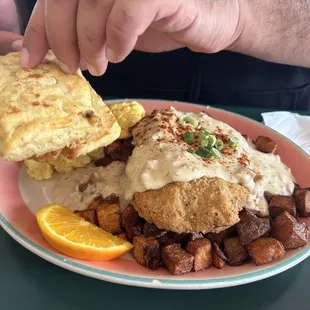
[226,0,257,54]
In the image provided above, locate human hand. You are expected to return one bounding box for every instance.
[0,31,23,55]
[21,0,244,75]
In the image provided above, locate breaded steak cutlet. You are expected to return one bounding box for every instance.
[131,177,248,234]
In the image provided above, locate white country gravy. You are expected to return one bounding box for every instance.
[53,107,294,216]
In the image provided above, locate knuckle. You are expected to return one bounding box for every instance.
[120,8,135,26]
[26,24,43,36]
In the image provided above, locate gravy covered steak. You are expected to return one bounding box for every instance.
[19,96,305,274]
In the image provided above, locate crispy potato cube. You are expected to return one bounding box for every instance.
[212,243,227,269]
[206,226,236,245]
[182,233,204,247]
[269,195,296,218]
[74,210,97,225]
[96,203,121,234]
[133,236,161,270]
[186,238,212,272]
[143,222,166,238]
[121,205,140,228]
[224,237,248,266]
[88,194,119,210]
[236,209,270,245]
[247,237,285,266]
[88,195,105,210]
[115,232,127,241]
[161,243,194,275]
[102,193,119,204]
[159,232,188,247]
[94,156,115,167]
[295,189,310,217]
[121,205,143,241]
[264,192,274,203]
[105,140,122,155]
[254,136,277,153]
[271,211,309,249]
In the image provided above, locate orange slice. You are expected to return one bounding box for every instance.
[36,204,133,261]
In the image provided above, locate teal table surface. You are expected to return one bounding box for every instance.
[1,105,310,310]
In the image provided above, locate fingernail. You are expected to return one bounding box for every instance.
[79,57,87,71]
[11,39,23,52]
[105,46,116,62]
[58,61,71,74]
[19,47,30,67]
[86,62,100,76]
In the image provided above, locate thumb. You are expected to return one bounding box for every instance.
[0,31,23,55]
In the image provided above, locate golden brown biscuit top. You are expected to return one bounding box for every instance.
[0,51,94,140]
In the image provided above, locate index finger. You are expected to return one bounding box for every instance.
[21,0,49,68]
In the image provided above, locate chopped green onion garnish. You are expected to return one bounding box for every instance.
[198,130,211,141]
[178,115,199,128]
[210,147,222,159]
[184,131,195,144]
[195,146,211,158]
[186,149,195,154]
[228,137,239,148]
[200,139,209,147]
[202,130,211,136]
[208,135,216,147]
[215,139,224,151]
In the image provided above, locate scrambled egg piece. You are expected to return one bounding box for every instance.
[88,147,105,160]
[24,159,54,181]
[108,101,145,139]
[24,151,105,181]
[51,155,91,173]
[24,101,145,180]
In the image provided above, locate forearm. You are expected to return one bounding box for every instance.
[232,0,310,67]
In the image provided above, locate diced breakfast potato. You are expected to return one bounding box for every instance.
[88,195,105,210]
[95,138,134,167]
[102,193,119,204]
[74,210,97,225]
[115,232,127,241]
[247,237,285,266]
[269,195,296,218]
[121,205,140,228]
[254,136,277,154]
[105,140,122,155]
[159,232,188,247]
[143,222,166,238]
[212,243,227,269]
[96,203,121,234]
[186,238,212,272]
[121,205,143,241]
[133,235,161,270]
[271,211,309,249]
[294,189,310,217]
[161,243,194,275]
[264,191,274,203]
[224,237,248,266]
[206,226,236,245]
[182,233,204,247]
[236,209,270,245]
[94,156,115,168]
